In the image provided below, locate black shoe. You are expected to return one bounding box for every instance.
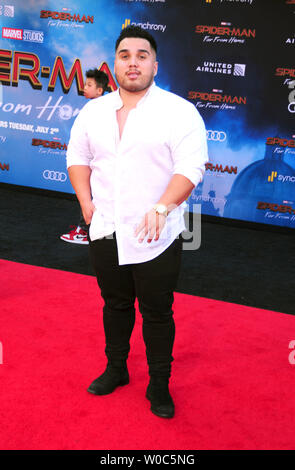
[146,378,175,419]
[87,366,129,395]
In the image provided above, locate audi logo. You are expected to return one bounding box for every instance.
[206,130,227,142]
[43,170,67,182]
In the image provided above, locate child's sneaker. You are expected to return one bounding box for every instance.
[60,225,89,245]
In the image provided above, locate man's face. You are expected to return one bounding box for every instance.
[114,37,158,93]
[83,78,103,99]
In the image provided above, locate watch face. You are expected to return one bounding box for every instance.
[154,204,168,215]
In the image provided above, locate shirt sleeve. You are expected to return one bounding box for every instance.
[170,101,208,187]
[66,102,93,169]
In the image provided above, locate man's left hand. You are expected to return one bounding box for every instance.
[134,208,167,243]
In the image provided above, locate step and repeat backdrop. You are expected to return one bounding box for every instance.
[0,0,294,228]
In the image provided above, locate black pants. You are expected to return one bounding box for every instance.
[89,234,182,378]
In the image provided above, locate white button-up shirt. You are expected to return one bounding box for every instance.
[66,83,208,265]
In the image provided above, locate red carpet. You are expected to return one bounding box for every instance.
[1,259,295,450]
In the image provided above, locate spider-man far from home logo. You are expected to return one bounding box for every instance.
[40,10,94,24]
[0,49,117,93]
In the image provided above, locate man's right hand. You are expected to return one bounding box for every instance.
[68,165,94,225]
[81,200,96,225]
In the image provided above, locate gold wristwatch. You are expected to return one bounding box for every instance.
[153,204,168,217]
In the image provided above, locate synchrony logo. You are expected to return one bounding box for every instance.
[220,0,254,4]
[268,171,295,184]
[122,18,166,32]
[268,171,277,182]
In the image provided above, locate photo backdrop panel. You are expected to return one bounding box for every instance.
[0,0,294,228]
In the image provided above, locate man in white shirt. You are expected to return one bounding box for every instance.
[67,26,208,419]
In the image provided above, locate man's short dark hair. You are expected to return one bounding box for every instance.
[86,69,110,93]
[115,26,157,55]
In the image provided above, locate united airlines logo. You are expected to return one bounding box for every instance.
[286,34,295,45]
[196,61,246,77]
[0,5,14,17]
[233,64,246,76]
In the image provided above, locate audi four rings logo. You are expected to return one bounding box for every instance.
[43,170,67,182]
[206,130,227,142]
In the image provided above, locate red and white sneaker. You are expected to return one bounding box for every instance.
[60,225,89,245]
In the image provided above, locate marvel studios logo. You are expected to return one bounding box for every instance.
[0,5,14,17]
[2,27,44,43]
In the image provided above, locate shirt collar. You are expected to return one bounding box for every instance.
[113,81,156,110]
